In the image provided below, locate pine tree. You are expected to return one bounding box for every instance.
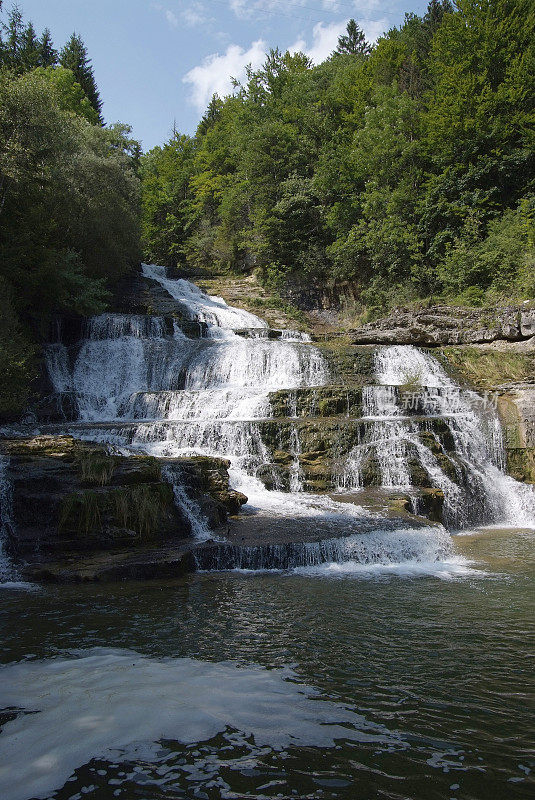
[335,19,371,57]
[38,28,57,67]
[60,32,103,122]
[19,21,39,70]
[2,4,24,68]
[196,94,223,136]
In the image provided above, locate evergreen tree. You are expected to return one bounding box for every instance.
[38,28,57,67]
[1,4,23,68]
[19,20,39,70]
[196,94,223,137]
[60,32,103,122]
[335,19,371,57]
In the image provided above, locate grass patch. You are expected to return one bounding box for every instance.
[398,367,424,393]
[59,484,173,541]
[76,450,117,486]
[440,347,534,389]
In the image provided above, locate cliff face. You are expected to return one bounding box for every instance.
[350,305,535,347]
[496,387,535,482]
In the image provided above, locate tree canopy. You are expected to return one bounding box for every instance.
[0,2,140,416]
[141,3,534,313]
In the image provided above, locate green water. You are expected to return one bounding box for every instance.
[1,528,534,800]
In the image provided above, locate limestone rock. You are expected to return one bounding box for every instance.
[351,305,535,346]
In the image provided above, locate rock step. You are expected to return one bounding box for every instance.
[1,436,245,559]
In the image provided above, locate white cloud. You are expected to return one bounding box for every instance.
[183,39,266,111]
[182,1,209,27]
[152,2,208,30]
[228,0,334,20]
[361,18,389,43]
[165,9,179,26]
[290,20,347,63]
[183,7,204,26]
[229,0,245,14]
[291,16,388,64]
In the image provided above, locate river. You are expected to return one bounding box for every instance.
[1,266,534,799]
[1,526,534,799]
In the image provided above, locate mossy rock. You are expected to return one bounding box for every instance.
[314,341,376,386]
[505,448,535,483]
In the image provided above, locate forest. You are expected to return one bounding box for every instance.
[0,2,141,415]
[142,0,534,312]
[0,0,534,416]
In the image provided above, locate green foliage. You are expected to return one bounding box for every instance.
[141,0,533,312]
[439,198,535,302]
[59,32,102,121]
[0,6,140,419]
[0,276,36,417]
[34,65,99,123]
[0,69,140,322]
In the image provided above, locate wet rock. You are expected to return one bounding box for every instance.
[496,385,535,482]
[0,436,245,561]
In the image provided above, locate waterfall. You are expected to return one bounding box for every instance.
[337,345,535,529]
[43,265,535,574]
[194,525,459,575]
[0,456,16,582]
[161,465,213,541]
[289,426,304,492]
[142,263,268,331]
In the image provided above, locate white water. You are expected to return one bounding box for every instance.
[0,648,401,800]
[0,456,16,583]
[142,263,268,331]
[44,265,534,567]
[337,345,535,528]
[193,524,471,577]
[162,464,213,541]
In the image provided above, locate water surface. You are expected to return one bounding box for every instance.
[1,528,533,800]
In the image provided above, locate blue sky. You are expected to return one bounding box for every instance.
[17,0,428,151]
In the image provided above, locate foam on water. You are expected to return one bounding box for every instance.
[0,648,403,800]
[293,555,480,580]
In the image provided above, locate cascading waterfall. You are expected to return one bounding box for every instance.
[161,465,213,541]
[142,263,268,332]
[194,526,455,572]
[44,265,535,572]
